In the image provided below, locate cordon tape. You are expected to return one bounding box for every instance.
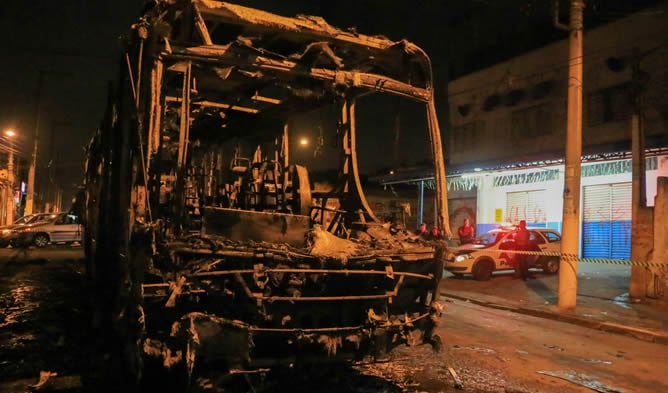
[449,247,668,269]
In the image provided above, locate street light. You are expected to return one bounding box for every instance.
[299,137,309,147]
[4,129,16,224]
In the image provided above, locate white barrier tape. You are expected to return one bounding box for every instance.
[453,247,668,269]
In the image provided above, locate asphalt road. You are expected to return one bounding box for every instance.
[435,297,668,393]
[1,248,665,393]
[0,247,88,392]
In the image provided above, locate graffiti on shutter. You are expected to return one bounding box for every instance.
[505,190,546,224]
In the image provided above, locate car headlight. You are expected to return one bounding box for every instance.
[455,254,473,263]
[2,229,10,234]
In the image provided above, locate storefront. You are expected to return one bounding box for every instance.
[376,153,667,259]
[472,155,666,258]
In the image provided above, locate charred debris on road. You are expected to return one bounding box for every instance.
[79,0,450,388]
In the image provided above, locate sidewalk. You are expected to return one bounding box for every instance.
[439,265,668,345]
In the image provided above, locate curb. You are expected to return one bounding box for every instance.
[441,291,668,346]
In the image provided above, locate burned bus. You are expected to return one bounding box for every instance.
[82,0,450,389]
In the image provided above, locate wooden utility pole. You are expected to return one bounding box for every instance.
[6,149,14,224]
[4,130,16,225]
[629,47,654,300]
[557,0,585,311]
[27,69,70,215]
[26,71,45,216]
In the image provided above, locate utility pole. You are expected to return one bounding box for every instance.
[6,148,14,225]
[628,47,654,300]
[4,129,16,225]
[556,0,585,311]
[48,121,72,212]
[26,70,45,216]
[25,69,70,215]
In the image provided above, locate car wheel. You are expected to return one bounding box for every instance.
[472,260,494,281]
[33,234,50,248]
[542,257,560,274]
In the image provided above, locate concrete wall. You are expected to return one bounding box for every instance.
[646,156,668,206]
[649,176,668,299]
[364,185,436,231]
[365,185,477,237]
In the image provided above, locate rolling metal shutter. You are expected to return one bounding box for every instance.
[583,185,611,258]
[527,191,546,224]
[506,191,527,224]
[506,190,545,224]
[582,183,631,259]
[611,183,632,260]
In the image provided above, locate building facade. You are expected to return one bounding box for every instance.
[442,5,668,259]
[447,5,667,168]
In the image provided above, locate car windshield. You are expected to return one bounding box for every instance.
[13,215,49,225]
[13,216,33,225]
[14,214,57,225]
[473,231,507,248]
[31,214,53,223]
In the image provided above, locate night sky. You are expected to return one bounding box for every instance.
[0,0,662,203]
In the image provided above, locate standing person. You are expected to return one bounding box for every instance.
[428,226,441,240]
[458,218,475,244]
[415,222,427,237]
[513,220,531,280]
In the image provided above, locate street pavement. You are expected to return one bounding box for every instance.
[1,248,668,392]
[0,246,88,392]
[440,263,668,344]
[428,296,668,393]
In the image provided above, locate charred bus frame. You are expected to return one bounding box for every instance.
[82,0,450,388]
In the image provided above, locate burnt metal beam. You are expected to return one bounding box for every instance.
[165,96,260,114]
[166,47,432,102]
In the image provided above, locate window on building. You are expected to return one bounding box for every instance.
[587,83,631,126]
[505,190,546,224]
[511,104,553,142]
[452,121,484,151]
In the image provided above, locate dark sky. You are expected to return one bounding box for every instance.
[0,0,662,202]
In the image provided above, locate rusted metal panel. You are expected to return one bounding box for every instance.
[201,207,310,247]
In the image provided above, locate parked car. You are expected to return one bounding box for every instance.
[0,213,56,247]
[12,213,83,248]
[445,226,562,280]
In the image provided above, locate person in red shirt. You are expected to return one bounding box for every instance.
[415,222,427,237]
[458,218,475,244]
[429,226,442,240]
